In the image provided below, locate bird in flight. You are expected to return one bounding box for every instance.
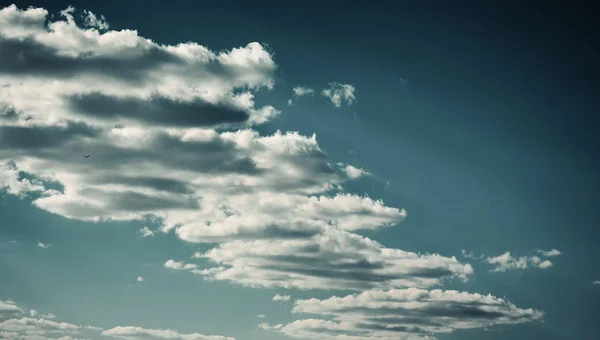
[83,154,90,158]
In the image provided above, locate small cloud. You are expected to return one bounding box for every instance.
[348,149,358,156]
[272,294,291,302]
[38,242,50,249]
[293,86,315,96]
[322,82,356,108]
[287,99,293,106]
[81,9,109,30]
[256,314,266,318]
[29,309,37,317]
[139,226,154,238]
[399,78,408,85]
[535,249,562,257]
[42,313,56,319]
[137,276,144,282]
[339,164,369,179]
[593,281,600,285]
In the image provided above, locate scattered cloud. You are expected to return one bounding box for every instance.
[462,249,560,272]
[1,300,233,340]
[37,242,50,249]
[287,99,293,106]
[272,294,291,302]
[322,82,356,107]
[102,326,235,340]
[292,86,315,96]
[137,276,144,282]
[139,226,155,238]
[0,5,545,340]
[260,288,544,339]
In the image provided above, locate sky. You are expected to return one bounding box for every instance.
[0,1,599,340]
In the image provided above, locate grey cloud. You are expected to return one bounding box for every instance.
[261,288,544,339]
[0,122,98,149]
[0,36,179,84]
[67,92,251,128]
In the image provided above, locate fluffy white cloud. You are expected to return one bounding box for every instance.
[260,288,543,339]
[0,300,90,340]
[102,326,235,340]
[273,294,291,302]
[0,300,232,340]
[462,249,560,272]
[139,226,155,238]
[322,82,356,107]
[340,164,370,179]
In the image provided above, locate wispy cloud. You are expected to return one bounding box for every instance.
[322,82,356,107]
[37,242,50,249]
[272,294,291,302]
[293,86,315,96]
[139,226,155,238]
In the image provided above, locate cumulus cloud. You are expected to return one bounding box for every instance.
[273,294,291,302]
[102,326,235,340]
[137,276,144,282]
[462,249,559,272]
[339,164,370,179]
[1,300,232,340]
[322,82,356,107]
[0,300,93,340]
[139,226,155,238]
[0,5,543,339]
[260,288,544,340]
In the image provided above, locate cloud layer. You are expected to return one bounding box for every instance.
[0,4,545,340]
[0,300,234,340]
[260,288,543,340]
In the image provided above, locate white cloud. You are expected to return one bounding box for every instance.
[535,249,562,257]
[139,226,154,238]
[462,249,559,272]
[102,326,235,340]
[0,6,544,339]
[287,99,293,106]
[1,300,232,340]
[41,314,55,320]
[322,82,356,107]
[81,9,109,31]
[593,281,600,285]
[272,294,291,302]
[260,288,544,340]
[292,86,315,96]
[37,242,50,249]
[339,164,370,179]
[137,276,144,282]
[255,314,265,318]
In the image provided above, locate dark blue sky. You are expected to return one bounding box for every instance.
[1,1,599,339]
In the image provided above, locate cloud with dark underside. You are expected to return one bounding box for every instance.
[0,5,544,340]
[260,288,544,339]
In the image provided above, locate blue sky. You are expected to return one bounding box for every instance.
[1,1,599,340]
